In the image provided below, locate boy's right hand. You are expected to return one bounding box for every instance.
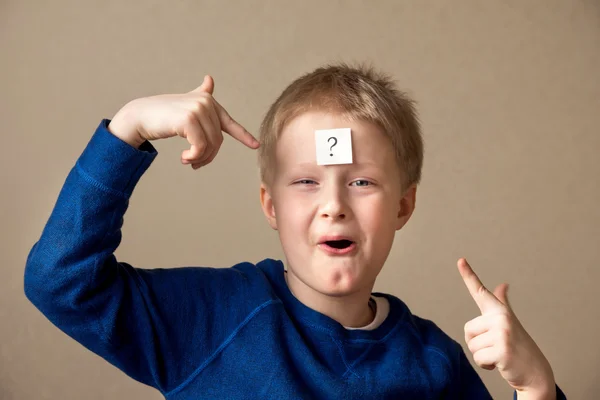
[108,75,260,169]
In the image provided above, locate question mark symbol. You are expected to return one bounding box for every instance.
[328,137,338,156]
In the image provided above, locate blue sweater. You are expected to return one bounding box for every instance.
[24,120,566,399]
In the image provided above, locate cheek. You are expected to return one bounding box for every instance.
[356,196,397,232]
[356,199,397,265]
[276,193,312,237]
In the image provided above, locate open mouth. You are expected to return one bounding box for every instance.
[324,240,354,249]
[319,239,357,255]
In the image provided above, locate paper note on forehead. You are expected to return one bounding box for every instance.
[314,128,353,165]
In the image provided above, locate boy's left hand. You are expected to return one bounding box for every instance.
[458,258,556,398]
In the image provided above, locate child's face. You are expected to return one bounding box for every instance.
[260,111,416,296]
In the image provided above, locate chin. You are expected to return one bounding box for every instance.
[312,263,368,296]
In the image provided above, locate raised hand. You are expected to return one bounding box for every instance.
[458,258,556,398]
[108,75,259,169]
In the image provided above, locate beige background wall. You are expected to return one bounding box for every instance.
[2,1,599,398]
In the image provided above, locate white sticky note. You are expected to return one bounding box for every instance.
[315,128,353,165]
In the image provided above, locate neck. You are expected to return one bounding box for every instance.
[284,270,375,328]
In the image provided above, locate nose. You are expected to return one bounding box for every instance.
[319,184,348,221]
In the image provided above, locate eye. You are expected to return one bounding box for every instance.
[294,179,317,185]
[351,179,372,187]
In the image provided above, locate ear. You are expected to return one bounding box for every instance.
[260,182,278,230]
[395,184,417,231]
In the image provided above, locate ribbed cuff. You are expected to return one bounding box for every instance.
[513,384,567,400]
[76,119,157,198]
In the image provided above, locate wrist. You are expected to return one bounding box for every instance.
[516,382,556,400]
[108,101,144,148]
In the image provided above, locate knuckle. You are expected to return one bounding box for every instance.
[199,156,215,167]
[499,328,511,344]
[498,340,509,358]
[196,92,212,101]
[197,93,211,102]
[497,313,511,330]
[467,340,476,354]
[503,325,513,341]
[197,96,211,108]
[477,285,488,298]
[196,142,208,152]
[190,101,205,116]
[464,321,471,333]
[221,110,233,124]
[502,336,511,352]
[190,96,212,115]
[184,110,197,125]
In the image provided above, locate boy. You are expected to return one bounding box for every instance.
[24,64,566,399]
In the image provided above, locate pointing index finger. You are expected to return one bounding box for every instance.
[457,258,503,314]
[213,99,260,149]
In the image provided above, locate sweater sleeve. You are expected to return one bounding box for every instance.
[23,120,258,394]
[512,385,567,399]
[454,344,494,399]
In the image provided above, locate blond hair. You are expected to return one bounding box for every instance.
[258,63,423,191]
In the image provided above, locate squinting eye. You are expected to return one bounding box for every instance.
[351,180,372,187]
[296,179,317,185]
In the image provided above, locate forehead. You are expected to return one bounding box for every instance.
[276,111,396,168]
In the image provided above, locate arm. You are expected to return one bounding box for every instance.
[23,120,254,393]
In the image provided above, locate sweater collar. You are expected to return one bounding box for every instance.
[257,258,409,342]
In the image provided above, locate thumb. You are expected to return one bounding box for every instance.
[493,283,511,309]
[192,75,214,95]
